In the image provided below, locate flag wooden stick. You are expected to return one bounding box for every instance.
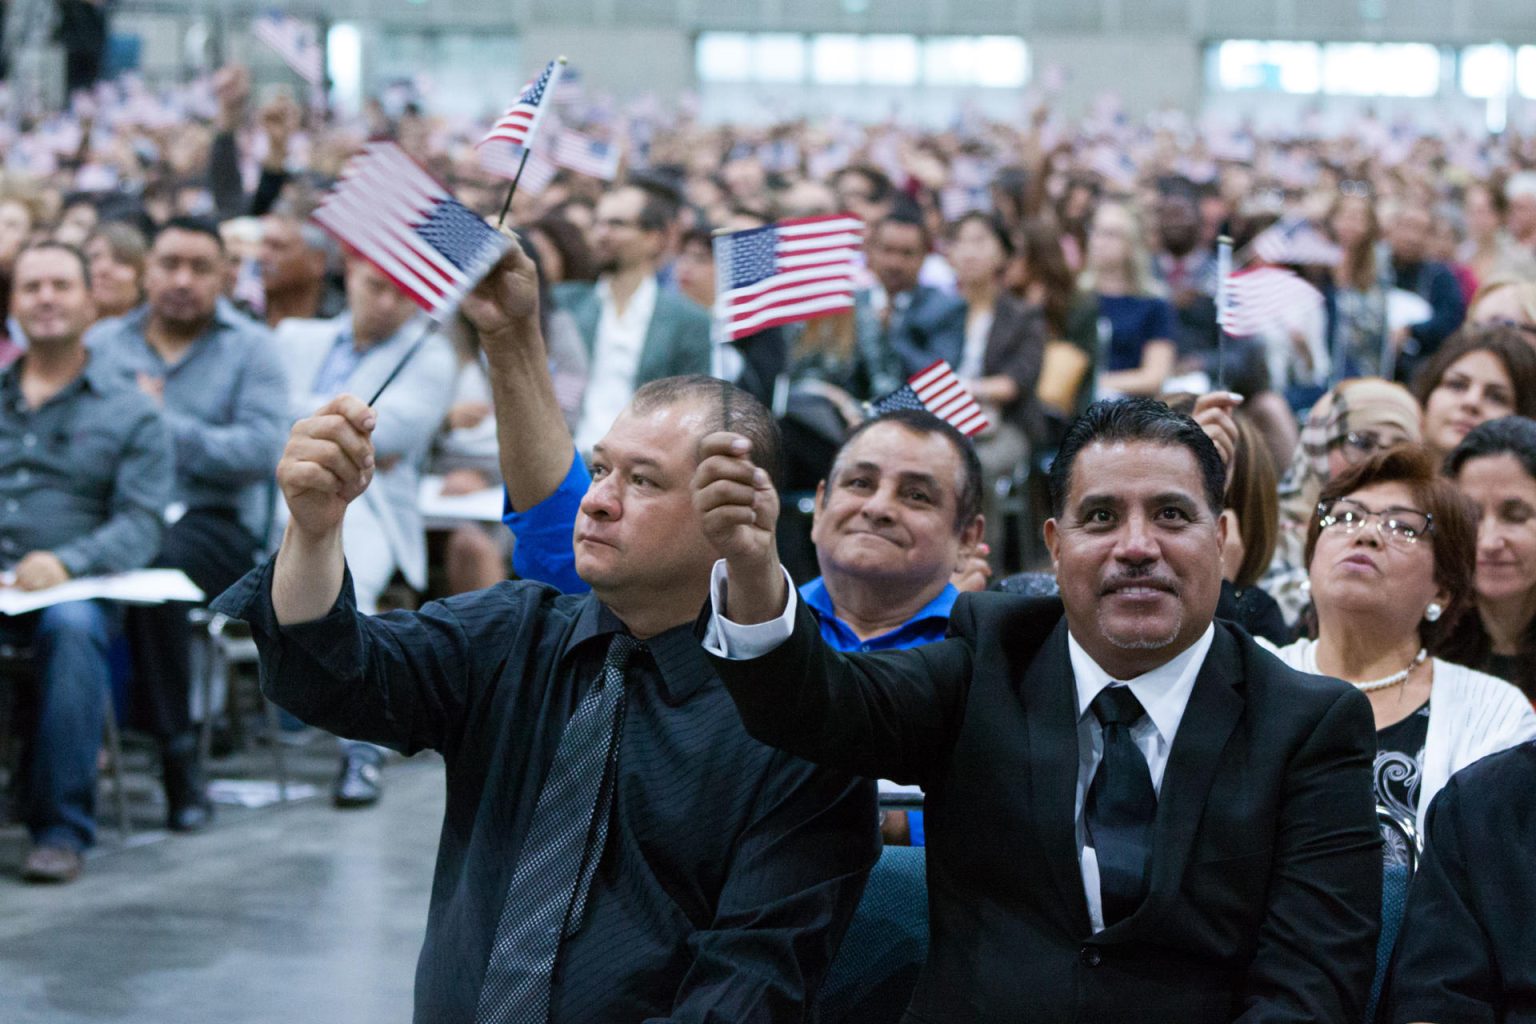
[1215,234,1233,393]
[367,318,439,407]
[495,148,532,229]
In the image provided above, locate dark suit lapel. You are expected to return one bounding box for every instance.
[1101,625,1245,942]
[1019,617,1094,937]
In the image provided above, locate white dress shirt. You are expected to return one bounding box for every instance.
[573,274,658,454]
[704,559,1216,933]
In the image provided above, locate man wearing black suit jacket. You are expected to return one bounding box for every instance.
[693,397,1382,1023]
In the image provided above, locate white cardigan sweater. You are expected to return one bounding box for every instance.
[1264,638,1536,837]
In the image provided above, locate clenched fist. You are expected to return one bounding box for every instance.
[693,432,787,625]
[277,395,377,539]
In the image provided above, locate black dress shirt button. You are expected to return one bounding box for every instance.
[1079,944,1103,967]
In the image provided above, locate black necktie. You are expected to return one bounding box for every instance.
[474,633,643,1024]
[1085,685,1157,927]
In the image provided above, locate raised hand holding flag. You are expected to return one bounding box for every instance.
[479,56,565,224]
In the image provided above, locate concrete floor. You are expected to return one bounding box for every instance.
[0,757,444,1024]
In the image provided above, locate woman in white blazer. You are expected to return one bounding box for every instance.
[1261,442,1536,839]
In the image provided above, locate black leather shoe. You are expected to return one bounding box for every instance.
[332,750,383,808]
[162,732,214,833]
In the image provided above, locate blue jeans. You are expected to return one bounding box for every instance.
[7,600,116,851]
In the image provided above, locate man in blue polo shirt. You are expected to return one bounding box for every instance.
[496,327,986,847]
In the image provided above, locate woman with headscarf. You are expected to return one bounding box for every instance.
[1263,377,1423,625]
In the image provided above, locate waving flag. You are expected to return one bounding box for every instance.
[713,214,863,342]
[252,11,324,87]
[551,128,621,180]
[1251,220,1342,267]
[478,141,558,194]
[479,59,562,152]
[312,142,510,320]
[869,360,990,437]
[1219,266,1324,337]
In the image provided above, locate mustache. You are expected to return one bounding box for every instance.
[1099,567,1179,596]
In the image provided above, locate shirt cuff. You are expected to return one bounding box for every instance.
[701,559,798,659]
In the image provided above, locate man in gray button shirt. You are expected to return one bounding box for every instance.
[87,216,289,831]
[3,241,172,883]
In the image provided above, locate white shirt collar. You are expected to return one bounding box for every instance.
[596,272,658,331]
[1067,623,1217,746]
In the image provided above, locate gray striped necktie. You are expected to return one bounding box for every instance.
[474,633,643,1024]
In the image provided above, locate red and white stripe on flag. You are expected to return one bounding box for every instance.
[476,141,558,196]
[910,360,989,437]
[1219,266,1323,337]
[311,141,509,321]
[479,59,562,152]
[714,213,863,342]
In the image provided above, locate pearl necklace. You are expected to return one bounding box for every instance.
[1350,648,1428,692]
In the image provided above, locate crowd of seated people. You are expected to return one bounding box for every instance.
[0,58,1534,1018]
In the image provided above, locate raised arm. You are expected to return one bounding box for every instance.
[459,238,575,514]
[271,394,377,624]
[695,431,971,783]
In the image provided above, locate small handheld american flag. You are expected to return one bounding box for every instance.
[1219,266,1324,337]
[311,141,510,322]
[712,214,863,343]
[253,11,324,87]
[551,128,621,181]
[479,59,563,153]
[868,360,990,437]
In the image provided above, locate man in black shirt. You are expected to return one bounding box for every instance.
[212,242,876,1022]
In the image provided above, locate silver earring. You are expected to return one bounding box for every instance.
[1425,603,1443,623]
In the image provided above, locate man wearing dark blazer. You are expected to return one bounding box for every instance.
[553,182,712,454]
[693,396,1382,1023]
[854,214,968,396]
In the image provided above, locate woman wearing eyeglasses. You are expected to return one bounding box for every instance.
[1410,324,1536,463]
[1440,417,1536,701]
[1262,445,1536,837]
[1264,377,1422,627]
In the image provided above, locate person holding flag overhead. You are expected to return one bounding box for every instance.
[478,57,565,225]
[211,233,877,1023]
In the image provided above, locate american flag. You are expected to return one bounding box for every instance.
[312,142,510,321]
[713,214,863,342]
[1250,220,1342,267]
[479,59,562,152]
[550,128,620,181]
[1219,266,1324,337]
[476,140,559,195]
[939,185,989,223]
[869,360,990,437]
[252,11,324,87]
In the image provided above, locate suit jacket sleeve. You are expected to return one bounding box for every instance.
[1235,686,1382,1024]
[709,593,973,785]
[1385,780,1500,1024]
[652,753,879,1024]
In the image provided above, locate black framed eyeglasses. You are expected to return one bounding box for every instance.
[1316,498,1434,548]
